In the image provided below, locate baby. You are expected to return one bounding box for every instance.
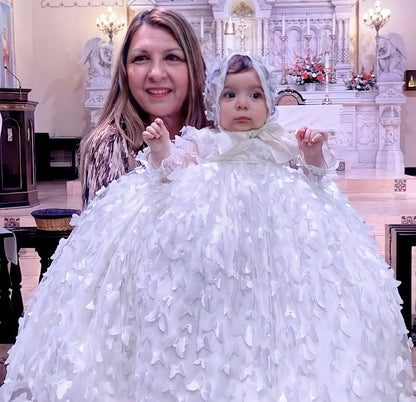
[143,53,327,172]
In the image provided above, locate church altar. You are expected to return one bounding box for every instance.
[276,86,405,174]
[85,0,406,174]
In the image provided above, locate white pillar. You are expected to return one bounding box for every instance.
[216,20,223,56]
[257,19,263,56]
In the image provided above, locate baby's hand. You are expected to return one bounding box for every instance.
[143,118,170,167]
[143,118,169,144]
[296,126,325,167]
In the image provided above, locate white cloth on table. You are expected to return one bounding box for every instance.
[0,226,17,265]
[276,104,341,133]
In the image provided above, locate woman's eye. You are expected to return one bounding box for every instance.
[166,54,183,62]
[132,55,148,63]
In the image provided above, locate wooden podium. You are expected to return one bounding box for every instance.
[0,88,38,207]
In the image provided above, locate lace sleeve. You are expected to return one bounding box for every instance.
[136,134,199,180]
[296,140,338,181]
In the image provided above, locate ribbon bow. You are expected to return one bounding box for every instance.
[215,118,298,164]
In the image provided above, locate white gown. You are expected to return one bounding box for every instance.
[1,125,414,402]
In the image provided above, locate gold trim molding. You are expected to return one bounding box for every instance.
[0,103,37,111]
[41,1,125,8]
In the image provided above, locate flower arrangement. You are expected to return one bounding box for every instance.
[345,71,376,91]
[288,54,326,85]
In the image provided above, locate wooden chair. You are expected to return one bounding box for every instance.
[276,88,305,106]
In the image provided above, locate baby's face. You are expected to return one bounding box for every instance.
[218,69,268,132]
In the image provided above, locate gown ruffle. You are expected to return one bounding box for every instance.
[0,126,414,402]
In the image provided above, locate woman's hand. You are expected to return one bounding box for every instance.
[296,126,326,168]
[143,118,171,168]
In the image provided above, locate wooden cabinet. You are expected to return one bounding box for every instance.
[35,134,81,181]
[0,88,38,207]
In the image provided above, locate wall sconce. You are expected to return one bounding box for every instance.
[96,6,125,44]
[363,0,390,36]
[224,17,236,35]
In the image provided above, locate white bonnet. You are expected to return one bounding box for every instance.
[204,53,279,126]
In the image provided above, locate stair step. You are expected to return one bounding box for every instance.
[334,172,416,194]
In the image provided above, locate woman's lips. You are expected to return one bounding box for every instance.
[146,88,172,96]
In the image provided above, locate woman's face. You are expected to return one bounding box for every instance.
[126,24,189,126]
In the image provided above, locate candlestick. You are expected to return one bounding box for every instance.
[238,18,248,53]
[200,16,204,39]
[282,13,286,35]
[363,0,391,36]
[329,34,337,83]
[322,67,332,105]
[306,14,310,35]
[280,35,288,85]
[325,51,330,69]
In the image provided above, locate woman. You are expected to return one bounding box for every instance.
[79,8,208,207]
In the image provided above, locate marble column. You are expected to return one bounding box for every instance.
[376,103,404,174]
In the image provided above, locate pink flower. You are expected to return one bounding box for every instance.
[289,54,327,85]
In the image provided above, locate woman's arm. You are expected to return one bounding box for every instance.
[82,132,136,207]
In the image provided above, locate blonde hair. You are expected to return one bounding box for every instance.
[80,8,207,182]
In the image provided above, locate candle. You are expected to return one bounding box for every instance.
[325,52,330,69]
[332,13,336,35]
[200,15,204,39]
[306,14,310,35]
[282,13,286,34]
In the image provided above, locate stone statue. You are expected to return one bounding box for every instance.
[376,33,406,82]
[79,37,114,87]
[80,37,113,131]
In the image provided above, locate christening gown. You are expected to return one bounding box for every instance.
[0,120,414,402]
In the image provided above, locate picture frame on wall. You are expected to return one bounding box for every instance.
[0,0,15,88]
[405,70,416,91]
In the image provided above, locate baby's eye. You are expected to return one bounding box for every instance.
[223,92,236,99]
[250,92,263,99]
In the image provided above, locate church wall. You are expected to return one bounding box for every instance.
[11,0,416,168]
[386,0,416,168]
[13,1,127,138]
[356,0,416,167]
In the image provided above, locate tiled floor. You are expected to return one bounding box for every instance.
[0,180,82,305]
[1,170,416,384]
[0,180,82,229]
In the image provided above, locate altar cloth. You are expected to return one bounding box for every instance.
[276,104,341,132]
